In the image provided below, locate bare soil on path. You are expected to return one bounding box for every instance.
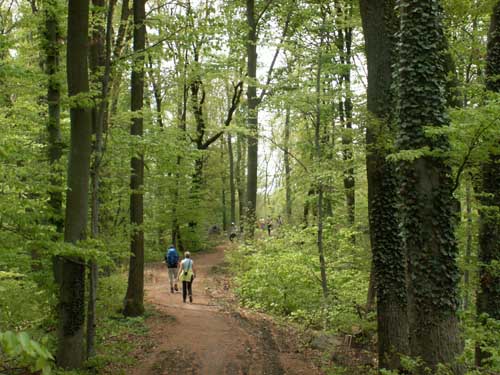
[129,243,323,375]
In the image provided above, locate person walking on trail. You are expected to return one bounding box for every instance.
[267,217,273,236]
[165,244,179,293]
[177,251,196,303]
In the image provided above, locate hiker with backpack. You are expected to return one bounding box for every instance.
[165,245,179,293]
[177,251,196,303]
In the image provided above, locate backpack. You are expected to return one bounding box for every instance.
[165,247,179,267]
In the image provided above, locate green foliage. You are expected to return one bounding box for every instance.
[229,225,371,333]
[0,330,54,375]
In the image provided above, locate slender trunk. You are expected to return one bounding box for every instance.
[42,0,64,283]
[109,0,131,118]
[123,0,145,317]
[284,106,292,222]
[397,1,464,372]
[365,262,376,311]
[57,0,91,368]
[336,3,355,231]
[359,0,410,370]
[476,1,500,366]
[147,53,163,128]
[87,0,114,358]
[245,0,258,237]
[228,134,236,225]
[44,0,63,235]
[236,132,246,230]
[463,176,472,310]
[315,29,328,298]
[172,55,188,250]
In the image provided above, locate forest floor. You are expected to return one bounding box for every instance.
[127,242,325,375]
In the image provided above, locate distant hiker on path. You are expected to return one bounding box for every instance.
[177,251,196,303]
[229,222,237,242]
[165,244,179,293]
[267,217,273,236]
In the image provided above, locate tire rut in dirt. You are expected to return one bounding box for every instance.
[151,348,201,375]
[258,321,285,375]
[231,312,285,375]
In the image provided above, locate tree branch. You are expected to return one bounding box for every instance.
[256,0,274,24]
[201,81,244,149]
[258,11,291,104]
[452,115,500,193]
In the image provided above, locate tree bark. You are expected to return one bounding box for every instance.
[87,0,115,358]
[236,132,246,231]
[336,2,355,231]
[397,1,464,373]
[57,0,92,368]
[464,176,472,311]
[245,0,258,238]
[315,26,328,299]
[123,0,145,317]
[42,0,64,284]
[284,106,292,222]
[228,133,236,226]
[359,0,410,370]
[43,0,63,235]
[476,1,500,366]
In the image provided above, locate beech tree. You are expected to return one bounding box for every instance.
[123,0,146,317]
[57,0,92,368]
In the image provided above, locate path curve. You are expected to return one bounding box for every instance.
[129,243,322,375]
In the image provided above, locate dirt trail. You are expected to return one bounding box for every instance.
[129,244,322,375]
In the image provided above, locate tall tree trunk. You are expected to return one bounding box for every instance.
[284,106,292,222]
[42,0,64,284]
[228,133,236,226]
[476,1,500,366]
[397,1,464,373]
[171,52,188,250]
[87,0,114,358]
[236,132,246,231]
[109,0,131,118]
[123,0,145,317]
[315,27,328,299]
[57,0,92,368]
[337,2,355,230]
[359,0,410,370]
[245,0,258,237]
[147,53,163,128]
[463,176,472,311]
[44,0,63,235]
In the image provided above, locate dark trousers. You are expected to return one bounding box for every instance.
[182,280,192,302]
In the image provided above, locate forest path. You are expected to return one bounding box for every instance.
[129,243,322,375]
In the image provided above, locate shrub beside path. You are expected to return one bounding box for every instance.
[128,243,323,375]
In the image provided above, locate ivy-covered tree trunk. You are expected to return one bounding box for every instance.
[57,0,92,368]
[123,0,145,317]
[476,0,500,366]
[245,0,258,238]
[397,1,463,373]
[359,0,410,370]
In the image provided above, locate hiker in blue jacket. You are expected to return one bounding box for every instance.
[165,245,179,293]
